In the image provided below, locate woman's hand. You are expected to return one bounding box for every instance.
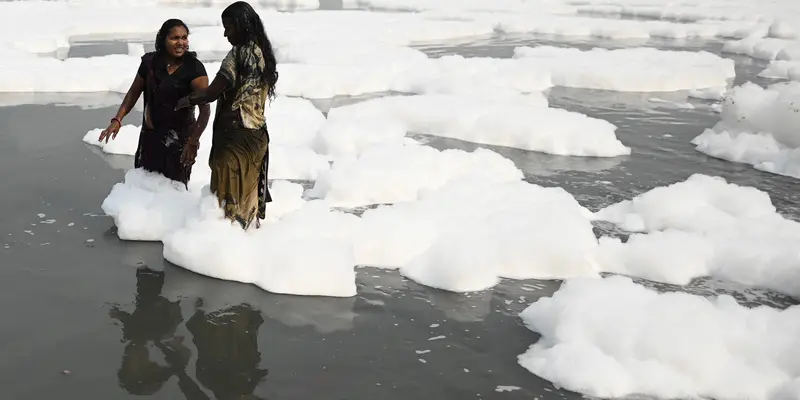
[181,142,199,167]
[98,120,121,143]
[175,95,192,111]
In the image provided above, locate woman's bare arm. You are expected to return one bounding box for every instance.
[187,76,211,145]
[113,74,145,123]
[99,73,145,142]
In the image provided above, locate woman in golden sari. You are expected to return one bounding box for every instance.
[176,1,279,230]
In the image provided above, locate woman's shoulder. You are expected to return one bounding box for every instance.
[141,51,157,62]
[187,55,208,76]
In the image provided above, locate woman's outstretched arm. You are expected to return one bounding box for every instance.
[175,74,229,111]
[99,73,145,143]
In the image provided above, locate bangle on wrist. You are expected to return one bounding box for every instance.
[111,117,122,126]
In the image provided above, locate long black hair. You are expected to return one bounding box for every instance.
[154,18,197,59]
[221,1,279,100]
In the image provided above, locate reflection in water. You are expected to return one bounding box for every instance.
[110,268,185,395]
[425,289,493,322]
[86,144,135,171]
[188,305,269,400]
[162,264,357,334]
[110,267,268,399]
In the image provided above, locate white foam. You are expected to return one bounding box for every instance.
[0,53,140,93]
[101,169,200,241]
[308,144,523,207]
[101,169,307,241]
[312,116,412,160]
[723,37,800,61]
[594,174,776,233]
[149,178,601,296]
[759,60,800,80]
[264,95,327,148]
[493,13,747,41]
[355,179,600,291]
[691,81,800,179]
[342,0,538,13]
[83,124,141,155]
[188,10,495,54]
[519,275,800,400]
[163,199,359,297]
[324,94,629,157]
[513,46,736,92]
[0,2,222,54]
[594,174,800,297]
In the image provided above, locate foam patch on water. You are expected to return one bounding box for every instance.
[513,46,736,92]
[308,144,523,207]
[324,94,629,157]
[0,2,222,54]
[723,37,800,61]
[759,60,800,80]
[126,173,603,296]
[350,179,597,277]
[493,14,750,41]
[691,81,800,179]
[276,54,553,98]
[1,53,140,92]
[518,275,800,400]
[393,179,599,292]
[102,169,307,241]
[83,124,141,155]
[594,174,800,297]
[163,198,359,297]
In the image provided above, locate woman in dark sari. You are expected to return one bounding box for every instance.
[175,1,278,230]
[100,19,211,186]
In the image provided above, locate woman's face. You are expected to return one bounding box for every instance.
[164,26,189,58]
[222,18,242,46]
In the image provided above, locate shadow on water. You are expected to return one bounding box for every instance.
[110,267,269,399]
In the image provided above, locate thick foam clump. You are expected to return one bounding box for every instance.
[760,60,800,80]
[519,276,800,400]
[691,82,800,179]
[159,176,601,295]
[265,95,328,148]
[494,14,737,41]
[324,94,630,157]
[399,55,553,96]
[102,168,308,241]
[162,198,359,297]
[354,179,600,291]
[312,117,412,159]
[308,144,523,207]
[1,53,140,93]
[275,54,553,98]
[83,125,141,155]
[513,46,735,92]
[594,174,776,233]
[189,10,496,55]
[593,174,800,297]
[101,169,200,241]
[0,2,222,54]
[723,37,800,61]
[341,0,537,12]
